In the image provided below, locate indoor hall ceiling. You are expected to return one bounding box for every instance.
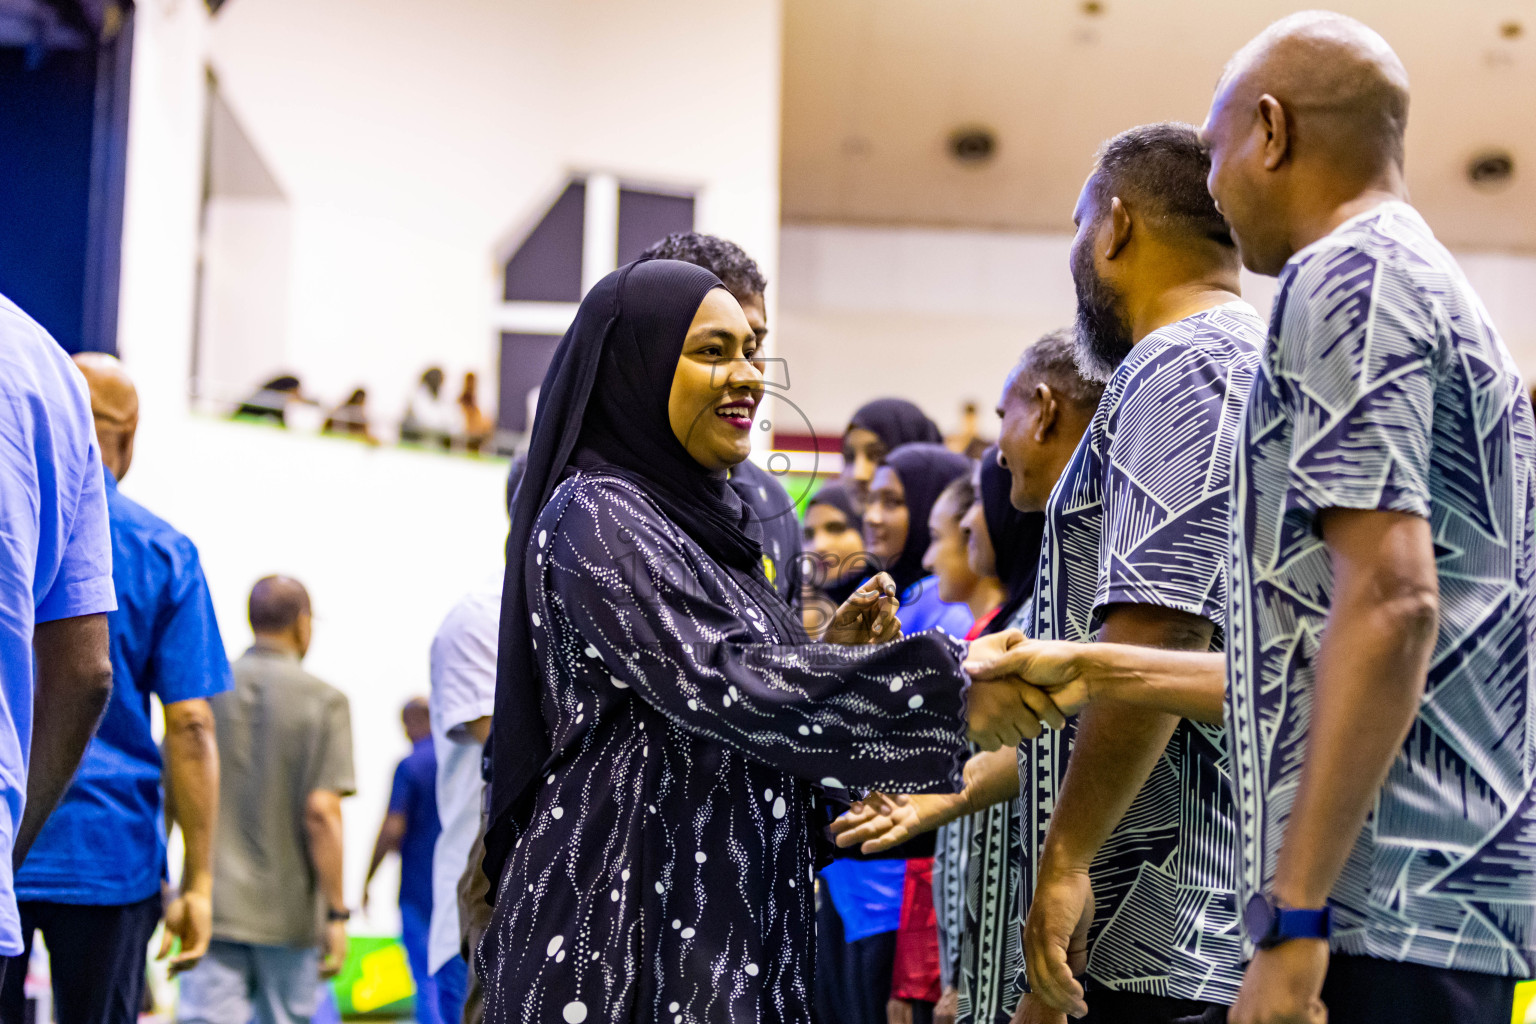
[782,0,1536,251]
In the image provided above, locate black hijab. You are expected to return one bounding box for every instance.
[879,443,972,595]
[977,445,1045,635]
[847,398,943,451]
[486,259,775,884]
[806,480,868,605]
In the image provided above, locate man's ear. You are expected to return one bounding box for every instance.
[1106,197,1132,260]
[1032,383,1059,442]
[1258,94,1289,171]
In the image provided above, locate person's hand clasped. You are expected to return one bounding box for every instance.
[1023,867,1094,1017]
[830,790,970,853]
[1229,940,1329,1024]
[824,572,903,646]
[964,635,1094,718]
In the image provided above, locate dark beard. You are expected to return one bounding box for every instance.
[1070,235,1134,383]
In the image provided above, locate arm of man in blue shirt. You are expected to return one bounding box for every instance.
[160,697,219,972]
[17,614,112,868]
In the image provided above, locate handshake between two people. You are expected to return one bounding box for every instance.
[828,629,1091,857]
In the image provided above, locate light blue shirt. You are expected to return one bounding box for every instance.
[0,293,116,952]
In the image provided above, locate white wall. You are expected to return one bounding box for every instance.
[776,222,1536,436]
[127,412,512,935]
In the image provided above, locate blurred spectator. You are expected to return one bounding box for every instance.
[3,355,230,1023]
[235,375,312,427]
[362,699,442,1024]
[401,368,456,447]
[841,399,943,510]
[322,388,380,445]
[944,401,990,459]
[457,372,495,453]
[177,577,355,1024]
[799,481,872,638]
[0,293,116,993]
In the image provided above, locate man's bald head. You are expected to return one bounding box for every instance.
[249,576,313,656]
[72,353,139,481]
[1203,12,1411,275]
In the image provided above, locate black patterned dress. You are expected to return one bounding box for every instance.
[479,472,970,1024]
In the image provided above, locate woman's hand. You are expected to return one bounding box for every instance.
[823,573,903,645]
[831,790,970,853]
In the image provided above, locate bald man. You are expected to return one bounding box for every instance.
[361,697,443,1024]
[2,355,230,1024]
[178,577,355,1024]
[1205,14,1536,1024]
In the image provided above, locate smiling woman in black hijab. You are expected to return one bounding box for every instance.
[481,260,974,1024]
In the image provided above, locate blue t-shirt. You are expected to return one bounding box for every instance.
[899,575,973,638]
[390,737,440,916]
[17,472,232,905]
[1228,203,1536,976]
[0,294,116,950]
[1022,302,1263,1003]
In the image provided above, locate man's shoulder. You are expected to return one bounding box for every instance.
[109,486,201,563]
[234,653,346,704]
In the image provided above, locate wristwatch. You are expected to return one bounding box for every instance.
[326,906,351,922]
[1244,894,1331,949]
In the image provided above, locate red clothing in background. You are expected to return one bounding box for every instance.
[890,857,941,1003]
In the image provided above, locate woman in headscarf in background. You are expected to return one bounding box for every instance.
[815,441,973,1024]
[833,447,1047,1024]
[799,481,874,638]
[841,398,943,509]
[480,260,982,1024]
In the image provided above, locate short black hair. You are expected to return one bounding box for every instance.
[1089,122,1233,248]
[1010,328,1106,415]
[639,233,768,301]
[248,575,311,633]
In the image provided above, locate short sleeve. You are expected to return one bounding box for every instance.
[313,694,357,796]
[388,758,410,815]
[1095,343,1237,626]
[148,545,233,704]
[36,438,114,624]
[429,596,498,740]
[1276,249,1436,519]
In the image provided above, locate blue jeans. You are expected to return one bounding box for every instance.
[433,955,468,1024]
[176,940,321,1024]
[401,901,441,1024]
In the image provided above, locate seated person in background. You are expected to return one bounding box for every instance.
[841,398,944,510]
[234,374,309,426]
[800,481,874,639]
[401,367,455,447]
[322,388,380,445]
[457,372,495,453]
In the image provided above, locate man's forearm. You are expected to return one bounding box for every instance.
[306,795,347,912]
[18,615,112,868]
[165,700,219,894]
[1084,644,1226,723]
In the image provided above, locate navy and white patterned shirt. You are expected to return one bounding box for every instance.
[1021,302,1263,1003]
[1227,203,1536,977]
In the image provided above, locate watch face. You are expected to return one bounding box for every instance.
[1244,894,1275,943]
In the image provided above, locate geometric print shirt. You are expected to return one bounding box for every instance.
[1226,202,1536,977]
[1021,302,1263,1003]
